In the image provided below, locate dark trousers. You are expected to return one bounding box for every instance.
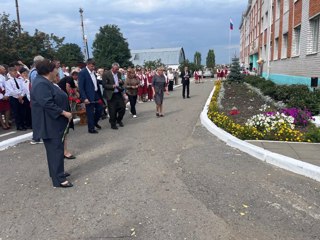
[25,99,32,128]
[43,138,66,187]
[9,96,27,129]
[168,81,174,91]
[107,92,126,126]
[86,91,103,131]
[182,80,190,98]
[128,94,137,115]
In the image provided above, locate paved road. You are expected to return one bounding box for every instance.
[1,79,319,240]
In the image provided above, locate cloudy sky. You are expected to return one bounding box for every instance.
[2,0,247,64]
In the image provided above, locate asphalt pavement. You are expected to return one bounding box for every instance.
[0,78,319,240]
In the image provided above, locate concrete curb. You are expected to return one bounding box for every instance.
[0,118,80,151]
[200,86,320,183]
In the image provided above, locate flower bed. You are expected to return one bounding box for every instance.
[208,80,320,142]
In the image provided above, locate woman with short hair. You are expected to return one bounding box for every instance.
[152,67,169,117]
[31,59,73,188]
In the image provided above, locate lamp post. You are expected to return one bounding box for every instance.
[84,35,90,59]
[15,0,21,36]
[79,8,89,60]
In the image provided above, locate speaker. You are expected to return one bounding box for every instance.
[311,77,318,87]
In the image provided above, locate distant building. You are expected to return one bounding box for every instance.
[130,47,185,70]
[239,0,320,86]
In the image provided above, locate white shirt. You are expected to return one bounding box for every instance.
[0,74,6,100]
[22,79,31,101]
[5,76,27,99]
[86,67,98,91]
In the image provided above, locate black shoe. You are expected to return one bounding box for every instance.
[63,172,70,177]
[187,96,190,98]
[117,122,124,127]
[88,129,99,134]
[111,125,118,130]
[183,96,185,99]
[156,113,160,117]
[64,154,76,159]
[17,127,27,131]
[95,124,102,129]
[59,181,73,188]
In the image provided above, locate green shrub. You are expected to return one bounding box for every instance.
[304,124,320,142]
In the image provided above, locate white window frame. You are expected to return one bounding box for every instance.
[274,38,279,60]
[293,25,301,56]
[282,33,288,59]
[311,16,320,53]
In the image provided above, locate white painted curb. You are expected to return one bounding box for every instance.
[200,86,320,182]
[0,118,80,151]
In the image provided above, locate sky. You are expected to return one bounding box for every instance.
[2,0,248,65]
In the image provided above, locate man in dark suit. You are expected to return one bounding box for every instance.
[180,66,191,99]
[102,62,125,130]
[78,59,103,134]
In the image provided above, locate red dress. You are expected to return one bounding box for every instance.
[0,87,10,111]
[137,74,144,97]
[146,72,154,100]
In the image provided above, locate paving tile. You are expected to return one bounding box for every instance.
[288,143,320,151]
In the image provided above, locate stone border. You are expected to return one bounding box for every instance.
[200,86,320,183]
[0,118,80,151]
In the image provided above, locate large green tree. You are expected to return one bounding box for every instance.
[0,13,64,65]
[55,43,84,67]
[92,24,132,68]
[143,59,165,70]
[194,51,201,66]
[206,49,216,69]
[227,56,244,82]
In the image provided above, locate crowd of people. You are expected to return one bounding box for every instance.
[0,56,191,188]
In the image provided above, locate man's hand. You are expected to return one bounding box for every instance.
[84,99,90,105]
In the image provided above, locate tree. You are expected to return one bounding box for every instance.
[227,55,244,82]
[0,13,64,65]
[206,49,215,69]
[143,59,165,69]
[92,24,132,68]
[194,51,201,66]
[179,59,198,73]
[55,43,84,67]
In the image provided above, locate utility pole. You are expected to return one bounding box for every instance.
[15,0,21,36]
[79,8,89,60]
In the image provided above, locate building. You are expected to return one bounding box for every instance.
[130,47,186,70]
[239,0,320,86]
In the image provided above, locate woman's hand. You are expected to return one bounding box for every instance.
[62,111,72,121]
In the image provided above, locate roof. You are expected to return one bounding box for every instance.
[130,47,185,66]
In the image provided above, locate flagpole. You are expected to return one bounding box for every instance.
[229,27,231,64]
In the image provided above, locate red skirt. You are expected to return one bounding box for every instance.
[0,99,10,111]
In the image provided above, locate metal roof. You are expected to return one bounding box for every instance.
[130,47,185,66]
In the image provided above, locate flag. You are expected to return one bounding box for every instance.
[230,18,234,30]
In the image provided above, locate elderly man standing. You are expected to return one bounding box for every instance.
[102,62,125,130]
[78,59,103,134]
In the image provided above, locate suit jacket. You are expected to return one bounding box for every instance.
[180,70,191,82]
[31,75,68,139]
[78,67,101,102]
[102,70,123,101]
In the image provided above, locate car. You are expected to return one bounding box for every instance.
[202,69,214,78]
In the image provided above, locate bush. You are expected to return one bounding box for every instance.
[304,124,320,142]
[243,76,320,115]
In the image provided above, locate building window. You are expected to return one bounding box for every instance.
[293,26,301,56]
[276,0,280,20]
[310,16,319,53]
[274,38,279,60]
[282,33,288,58]
[284,0,289,13]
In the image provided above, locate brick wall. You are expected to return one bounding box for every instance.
[309,0,320,18]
